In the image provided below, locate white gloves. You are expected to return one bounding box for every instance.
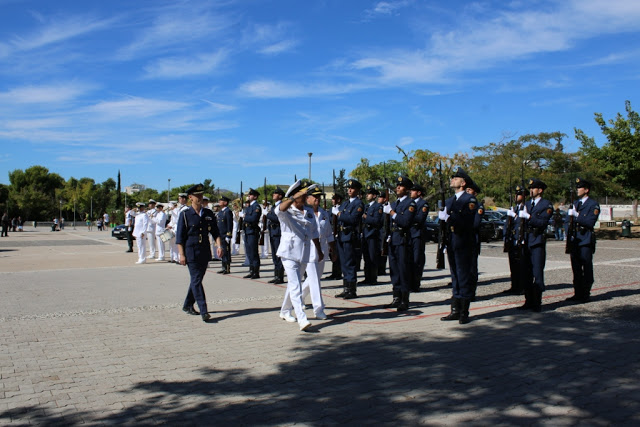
[383,204,392,214]
[507,208,516,218]
[518,207,530,219]
[438,209,450,222]
[225,237,231,244]
[568,208,579,217]
[239,211,245,218]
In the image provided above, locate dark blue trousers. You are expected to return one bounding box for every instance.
[571,245,593,297]
[337,238,357,282]
[270,235,282,271]
[522,244,546,292]
[389,242,410,293]
[184,262,209,314]
[245,233,260,268]
[447,245,474,299]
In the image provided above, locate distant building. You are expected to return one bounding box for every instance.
[125,183,145,195]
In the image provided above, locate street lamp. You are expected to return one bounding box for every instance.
[308,152,313,181]
[168,178,171,203]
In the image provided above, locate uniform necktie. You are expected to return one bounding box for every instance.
[576,201,582,211]
[531,201,535,209]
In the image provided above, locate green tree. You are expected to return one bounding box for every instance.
[9,166,65,220]
[575,100,640,218]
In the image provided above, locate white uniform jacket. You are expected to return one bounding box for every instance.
[132,212,149,238]
[146,208,157,233]
[169,206,181,230]
[309,207,334,263]
[276,205,319,263]
[153,211,167,235]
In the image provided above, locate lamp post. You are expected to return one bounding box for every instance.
[59,199,62,230]
[168,179,171,203]
[308,152,313,181]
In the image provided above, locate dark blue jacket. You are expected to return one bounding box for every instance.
[569,197,600,247]
[362,201,384,239]
[176,206,220,263]
[390,196,417,246]
[216,207,233,239]
[265,203,282,238]
[338,197,364,242]
[243,201,262,235]
[445,192,477,250]
[410,198,429,240]
[524,198,553,247]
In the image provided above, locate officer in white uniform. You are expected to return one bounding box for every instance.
[146,199,157,259]
[132,202,149,264]
[301,187,336,320]
[153,203,167,261]
[277,181,324,332]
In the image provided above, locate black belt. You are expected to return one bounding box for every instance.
[365,224,381,229]
[269,224,279,229]
[578,226,594,233]
[339,226,353,232]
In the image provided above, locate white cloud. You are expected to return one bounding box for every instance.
[368,1,412,16]
[238,79,368,98]
[0,83,93,104]
[85,96,188,120]
[259,39,298,56]
[143,49,229,79]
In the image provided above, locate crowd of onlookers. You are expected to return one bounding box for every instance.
[1,212,24,236]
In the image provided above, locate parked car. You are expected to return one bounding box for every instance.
[424,217,440,243]
[483,210,507,241]
[112,224,134,240]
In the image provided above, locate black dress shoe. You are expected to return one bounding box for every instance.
[385,298,401,309]
[202,313,211,322]
[126,249,133,253]
[183,307,200,316]
[565,295,580,302]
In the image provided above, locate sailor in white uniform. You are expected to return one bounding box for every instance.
[132,202,149,264]
[277,181,324,332]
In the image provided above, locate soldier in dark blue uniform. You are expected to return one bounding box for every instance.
[176,184,223,322]
[266,187,285,284]
[409,183,429,292]
[467,180,483,299]
[335,179,364,299]
[385,176,417,311]
[377,191,390,276]
[440,168,478,324]
[359,186,384,286]
[216,196,234,275]
[517,178,554,312]
[503,185,526,294]
[242,188,262,279]
[326,193,344,280]
[566,178,600,303]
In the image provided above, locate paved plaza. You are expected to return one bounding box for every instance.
[1,227,639,425]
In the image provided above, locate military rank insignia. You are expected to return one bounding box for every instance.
[547,208,553,215]
[409,206,415,212]
[422,206,428,212]
[478,208,484,215]
[357,207,362,212]
[469,203,476,210]
[594,208,600,215]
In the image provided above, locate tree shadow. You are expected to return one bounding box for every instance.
[4,309,638,425]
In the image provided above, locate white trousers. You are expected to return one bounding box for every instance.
[169,237,178,262]
[280,258,308,326]
[147,230,156,258]
[136,235,147,263]
[260,235,269,258]
[155,234,165,260]
[301,260,326,314]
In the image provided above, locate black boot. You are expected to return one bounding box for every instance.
[268,269,278,283]
[385,290,401,308]
[459,299,471,324]
[397,292,410,312]
[274,267,285,284]
[517,289,533,310]
[441,298,460,321]
[369,266,378,286]
[251,266,260,279]
[335,280,349,298]
[531,288,542,312]
[243,266,253,279]
[223,263,231,275]
[344,281,358,299]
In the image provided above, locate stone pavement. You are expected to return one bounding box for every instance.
[1,227,639,425]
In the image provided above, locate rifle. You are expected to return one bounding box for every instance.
[503,181,514,253]
[565,181,576,254]
[517,179,527,251]
[322,183,327,210]
[436,161,446,269]
[235,181,243,244]
[381,163,391,256]
[259,178,267,246]
[332,170,339,237]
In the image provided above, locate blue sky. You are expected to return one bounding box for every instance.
[1,0,639,194]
